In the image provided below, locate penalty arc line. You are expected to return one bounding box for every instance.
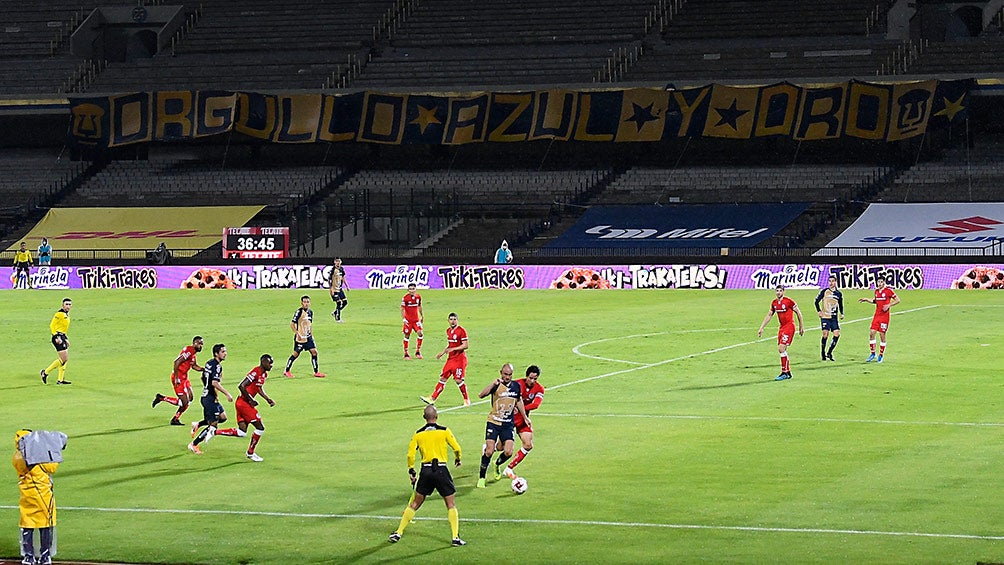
[570,305,940,368]
[2,505,1001,541]
[440,305,940,413]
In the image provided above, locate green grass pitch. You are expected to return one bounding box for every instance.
[2,287,1003,564]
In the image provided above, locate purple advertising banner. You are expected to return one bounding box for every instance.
[4,263,1004,291]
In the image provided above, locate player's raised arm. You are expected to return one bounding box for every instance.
[886,294,900,311]
[478,378,500,399]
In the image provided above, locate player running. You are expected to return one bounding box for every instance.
[152,336,205,425]
[401,283,424,360]
[421,313,471,406]
[188,344,233,455]
[501,365,544,480]
[757,284,804,381]
[212,354,276,462]
[814,275,844,361]
[859,278,900,363]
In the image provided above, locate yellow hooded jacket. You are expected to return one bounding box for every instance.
[12,430,59,528]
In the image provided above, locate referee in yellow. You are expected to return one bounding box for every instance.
[41,297,72,385]
[389,404,465,547]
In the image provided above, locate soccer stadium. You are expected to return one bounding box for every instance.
[2,1,1004,563]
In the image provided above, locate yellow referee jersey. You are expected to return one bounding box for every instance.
[407,423,461,468]
[50,310,70,335]
[13,249,32,264]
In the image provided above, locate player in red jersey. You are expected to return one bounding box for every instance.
[421,312,471,406]
[757,284,804,381]
[152,336,205,425]
[859,278,900,363]
[500,365,544,480]
[401,283,424,360]
[213,354,275,462]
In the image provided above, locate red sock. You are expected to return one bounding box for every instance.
[416,337,423,351]
[781,353,790,373]
[215,428,240,436]
[869,340,876,353]
[509,448,529,470]
[247,430,262,454]
[431,380,446,400]
[457,381,469,401]
[163,396,180,406]
[403,339,409,354]
[174,403,189,419]
[879,343,886,355]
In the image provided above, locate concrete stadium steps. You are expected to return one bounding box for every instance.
[625,38,902,82]
[665,0,892,40]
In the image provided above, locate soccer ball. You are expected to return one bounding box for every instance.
[511,476,528,495]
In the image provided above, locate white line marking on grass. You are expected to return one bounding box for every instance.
[535,412,1004,428]
[442,306,940,414]
[565,305,940,382]
[2,505,1000,541]
[572,328,750,365]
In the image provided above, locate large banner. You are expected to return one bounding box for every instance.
[7,206,265,251]
[818,203,1004,253]
[5,262,1003,290]
[546,203,810,248]
[67,80,973,149]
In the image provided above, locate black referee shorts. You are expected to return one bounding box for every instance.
[416,462,456,498]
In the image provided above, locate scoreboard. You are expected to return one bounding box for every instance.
[222,227,289,259]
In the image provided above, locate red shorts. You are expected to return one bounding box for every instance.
[441,356,468,381]
[515,420,533,435]
[403,319,423,335]
[871,317,890,332]
[171,372,192,396]
[235,397,261,424]
[777,324,795,346]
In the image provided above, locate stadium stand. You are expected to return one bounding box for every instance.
[351,0,661,87]
[0,148,85,239]
[664,0,893,40]
[882,140,1004,202]
[596,164,890,205]
[85,0,390,92]
[351,45,621,88]
[623,38,907,82]
[0,1,1001,261]
[0,0,146,95]
[60,153,342,211]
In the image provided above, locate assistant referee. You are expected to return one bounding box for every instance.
[388,404,465,547]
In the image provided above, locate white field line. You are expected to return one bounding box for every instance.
[534,412,1004,428]
[441,305,940,413]
[1,505,1001,541]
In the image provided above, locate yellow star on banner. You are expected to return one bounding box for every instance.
[410,105,441,134]
[934,94,965,121]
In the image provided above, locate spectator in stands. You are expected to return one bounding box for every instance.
[37,238,52,267]
[151,242,170,265]
[494,240,512,265]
